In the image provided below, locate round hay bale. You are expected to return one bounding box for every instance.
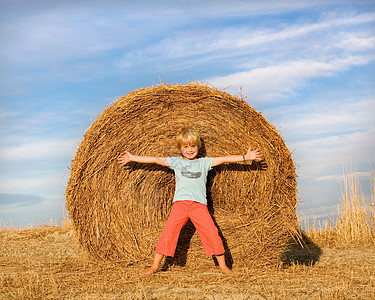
[65,82,297,269]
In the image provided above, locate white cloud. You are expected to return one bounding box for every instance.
[274,97,375,140]
[1,0,374,90]
[292,128,375,179]
[271,97,375,183]
[115,11,375,71]
[0,139,77,161]
[0,193,44,207]
[1,0,362,22]
[226,13,375,49]
[0,171,68,195]
[0,108,19,118]
[337,35,375,51]
[317,171,372,181]
[0,6,167,68]
[208,56,371,102]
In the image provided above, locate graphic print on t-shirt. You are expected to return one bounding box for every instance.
[180,165,202,179]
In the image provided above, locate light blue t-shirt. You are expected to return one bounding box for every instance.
[167,156,214,205]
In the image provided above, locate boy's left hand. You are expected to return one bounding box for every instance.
[117,151,133,165]
[245,146,263,161]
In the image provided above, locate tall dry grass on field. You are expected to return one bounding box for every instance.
[305,169,375,246]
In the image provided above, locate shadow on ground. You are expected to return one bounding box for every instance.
[161,226,322,270]
[281,230,322,267]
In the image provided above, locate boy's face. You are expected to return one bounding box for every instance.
[180,144,198,160]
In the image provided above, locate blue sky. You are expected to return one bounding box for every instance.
[1,0,374,227]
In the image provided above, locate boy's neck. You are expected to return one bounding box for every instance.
[182,156,197,160]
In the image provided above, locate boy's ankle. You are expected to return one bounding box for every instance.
[219,265,233,274]
[142,266,158,277]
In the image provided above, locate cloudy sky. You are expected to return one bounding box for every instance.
[1,0,374,227]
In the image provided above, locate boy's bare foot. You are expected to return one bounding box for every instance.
[216,254,233,274]
[142,253,163,277]
[141,267,158,277]
[220,265,233,275]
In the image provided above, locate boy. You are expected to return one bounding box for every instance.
[118,127,263,276]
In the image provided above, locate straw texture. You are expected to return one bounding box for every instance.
[65,82,297,268]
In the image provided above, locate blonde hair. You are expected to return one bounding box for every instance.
[175,127,202,148]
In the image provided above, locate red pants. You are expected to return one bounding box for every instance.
[155,200,225,257]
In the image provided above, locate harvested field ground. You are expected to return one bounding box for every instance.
[1,225,374,299]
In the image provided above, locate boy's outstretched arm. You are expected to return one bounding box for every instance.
[212,146,263,167]
[118,151,169,167]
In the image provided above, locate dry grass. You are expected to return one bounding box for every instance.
[1,170,375,299]
[304,169,375,248]
[1,224,374,299]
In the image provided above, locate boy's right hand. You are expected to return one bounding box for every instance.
[118,151,133,165]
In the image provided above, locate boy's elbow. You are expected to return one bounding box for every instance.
[156,157,169,166]
[212,158,224,167]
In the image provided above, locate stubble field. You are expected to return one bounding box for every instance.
[1,224,374,299]
[1,173,374,299]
